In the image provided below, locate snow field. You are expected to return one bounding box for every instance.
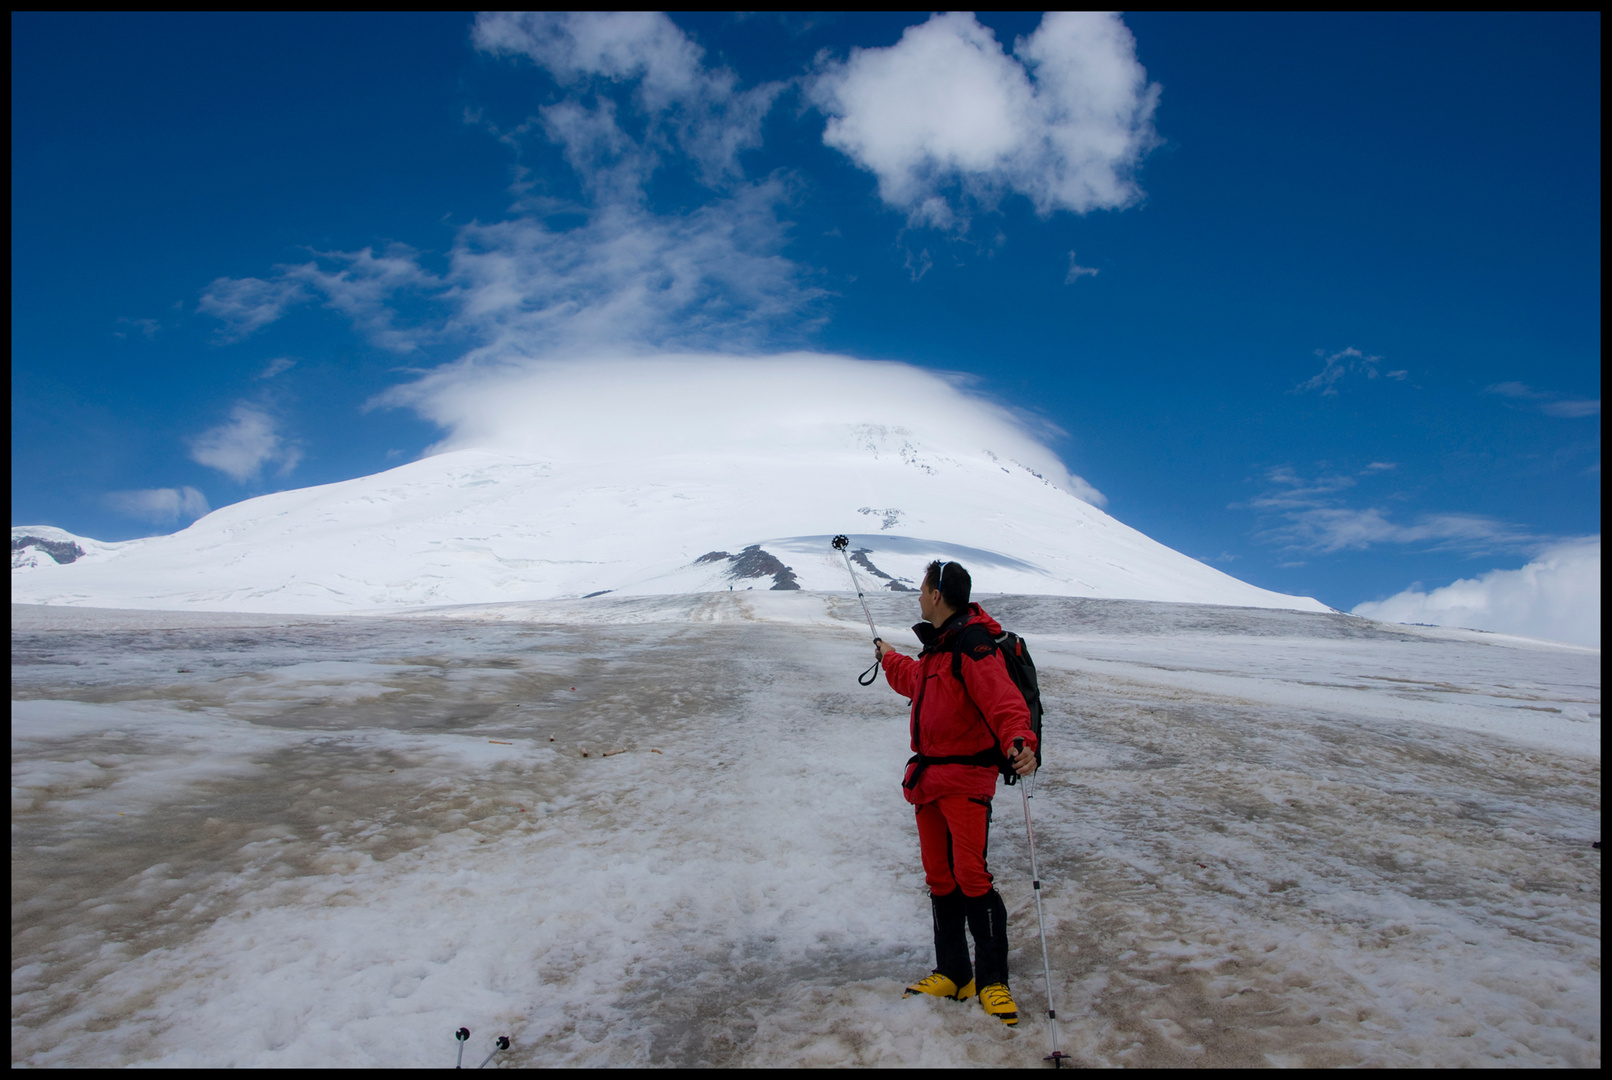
[10,595,1601,1067]
[12,432,1330,614]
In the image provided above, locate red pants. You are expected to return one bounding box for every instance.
[915,794,994,897]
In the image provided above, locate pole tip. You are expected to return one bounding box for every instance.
[831,534,849,550]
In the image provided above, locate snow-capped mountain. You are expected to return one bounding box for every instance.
[12,526,127,570]
[11,356,1329,614]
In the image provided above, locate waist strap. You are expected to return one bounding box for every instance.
[904,751,1000,790]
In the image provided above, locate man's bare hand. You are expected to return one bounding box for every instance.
[874,638,899,660]
[1007,742,1037,777]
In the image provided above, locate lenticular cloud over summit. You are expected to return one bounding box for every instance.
[377,352,1103,506]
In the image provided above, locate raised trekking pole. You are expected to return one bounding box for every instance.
[454,1027,470,1068]
[830,535,882,685]
[1016,738,1068,1068]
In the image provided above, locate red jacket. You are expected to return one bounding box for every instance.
[881,603,1037,805]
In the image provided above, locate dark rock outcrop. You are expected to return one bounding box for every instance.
[851,547,915,591]
[697,545,800,590]
[11,536,85,565]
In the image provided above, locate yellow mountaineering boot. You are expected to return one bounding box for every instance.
[903,973,976,1001]
[978,982,1018,1025]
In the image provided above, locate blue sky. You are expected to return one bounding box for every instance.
[11,12,1601,621]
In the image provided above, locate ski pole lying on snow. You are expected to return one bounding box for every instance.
[831,534,883,685]
[1016,739,1069,1068]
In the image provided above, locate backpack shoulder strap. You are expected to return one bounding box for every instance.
[950,624,1001,682]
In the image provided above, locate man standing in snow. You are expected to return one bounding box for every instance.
[874,560,1037,1026]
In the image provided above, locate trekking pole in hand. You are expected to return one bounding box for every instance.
[1016,739,1068,1068]
[830,535,883,685]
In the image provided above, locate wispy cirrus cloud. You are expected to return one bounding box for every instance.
[199,246,445,355]
[187,404,302,484]
[472,11,783,191]
[197,276,308,343]
[198,14,817,359]
[256,357,296,379]
[285,246,441,354]
[1484,381,1600,418]
[1246,464,1543,555]
[102,486,211,524]
[448,186,818,356]
[205,185,820,359]
[196,204,817,359]
[1293,347,1408,395]
[1064,252,1099,283]
[810,12,1160,230]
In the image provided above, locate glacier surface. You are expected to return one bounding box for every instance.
[11,593,1599,1067]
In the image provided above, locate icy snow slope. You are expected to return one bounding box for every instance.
[12,357,1325,614]
[11,594,1599,1068]
[10,446,1321,613]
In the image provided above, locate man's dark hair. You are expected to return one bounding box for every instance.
[924,559,972,611]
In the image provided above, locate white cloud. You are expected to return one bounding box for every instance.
[1249,466,1541,555]
[200,16,807,357]
[474,11,706,106]
[1486,381,1532,397]
[205,247,444,354]
[1278,508,1539,554]
[441,185,817,356]
[197,276,307,342]
[472,12,782,188]
[281,246,440,354]
[372,351,1105,506]
[1293,347,1399,395]
[102,486,210,524]
[1484,381,1599,418]
[257,357,296,379]
[205,183,817,358]
[810,12,1160,228]
[536,97,652,204]
[1541,399,1601,418]
[187,405,301,484]
[1353,536,1601,648]
[1064,251,1099,283]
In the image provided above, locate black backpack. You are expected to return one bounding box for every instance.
[949,625,1044,786]
[903,623,1046,792]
